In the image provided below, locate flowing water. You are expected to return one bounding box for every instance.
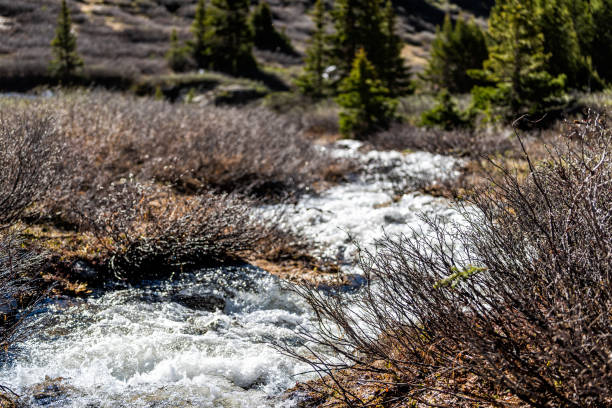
[0,141,462,407]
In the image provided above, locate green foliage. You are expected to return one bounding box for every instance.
[166,29,193,72]
[190,0,208,68]
[590,0,612,84]
[49,0,83,80]
[250,1,296,55]
[420,89,469,130]
[154,85,164,100]
[295,0,328,98]
[468,85,506,124]
[537,0,600,90]
[423,14,488,93]
[434,265,487,290]
[336,49,397,139]
[378,0,412,96]
[328,0,410,95]
[205,0,256,75]
[189,0,256,75]
[472,0,566,116]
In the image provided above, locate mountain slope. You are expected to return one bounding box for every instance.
[0,0,492,86]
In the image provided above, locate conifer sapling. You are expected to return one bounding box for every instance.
[336,49,397,139]
[50,0,83,80]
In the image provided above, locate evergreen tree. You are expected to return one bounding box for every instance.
[329,0,369,80]
[562,0,611,85]
[328,0,409,95]
[166,29,192,72]
[191,0,208,68]
[49,0,83,80]
[379,0,411,95]
[336,49,397,139]
[474,0,565,115]
[250,1,296,55]
[204,0,256,75]
[420,89,468,130]
[537,0,597,89]
[423,14,488,93]
[295,0,328,97]
[566,0,595,53]
[425,15,454,92]
[590,0,612,83]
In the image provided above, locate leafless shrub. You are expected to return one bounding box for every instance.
[0,233,45,351]
[286,112,612,407]
[300,106,341,136]
[0,110,61,228]
[371,122,515,158]
[0,110,55,394]
[1,91,338,280]
[37,91,341,200]
[74,181,268,281]
[268,97,341,136]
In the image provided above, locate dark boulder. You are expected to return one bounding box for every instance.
[173,286,226,312]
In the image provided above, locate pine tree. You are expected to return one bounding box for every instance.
[537,0,596,89]
[454,17,488,91]
[567,0,594,51]
[166,29,192,72]
[250,1,296,55]
[425,15,454,92]
[49,0,83,80]
[474,0,565,115]
[336,49,397,139]
[191,0,208,68]
[328,0,409,95]
[562,0,611,85]
[205,0,256,75]
[295,0,328,97]
[420,89,468,130]
[423,14,487,93]
[591,0,612,83]
[379,0,411,95]
[329,0,383,81]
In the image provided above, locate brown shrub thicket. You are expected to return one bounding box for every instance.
[38,91,336,200]
[1,91,339,282]
[286,113,612,407]
[0,234,45,351]
[0,110,61,228]
[371,122,515,158]
[79,181,270,281]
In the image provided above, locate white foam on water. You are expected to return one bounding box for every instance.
[266,140,465,264]
[0,267,317,407]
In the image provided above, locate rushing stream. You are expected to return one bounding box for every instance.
[0,141,462,407]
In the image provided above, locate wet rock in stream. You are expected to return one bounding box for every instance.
[172,286,226,312]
